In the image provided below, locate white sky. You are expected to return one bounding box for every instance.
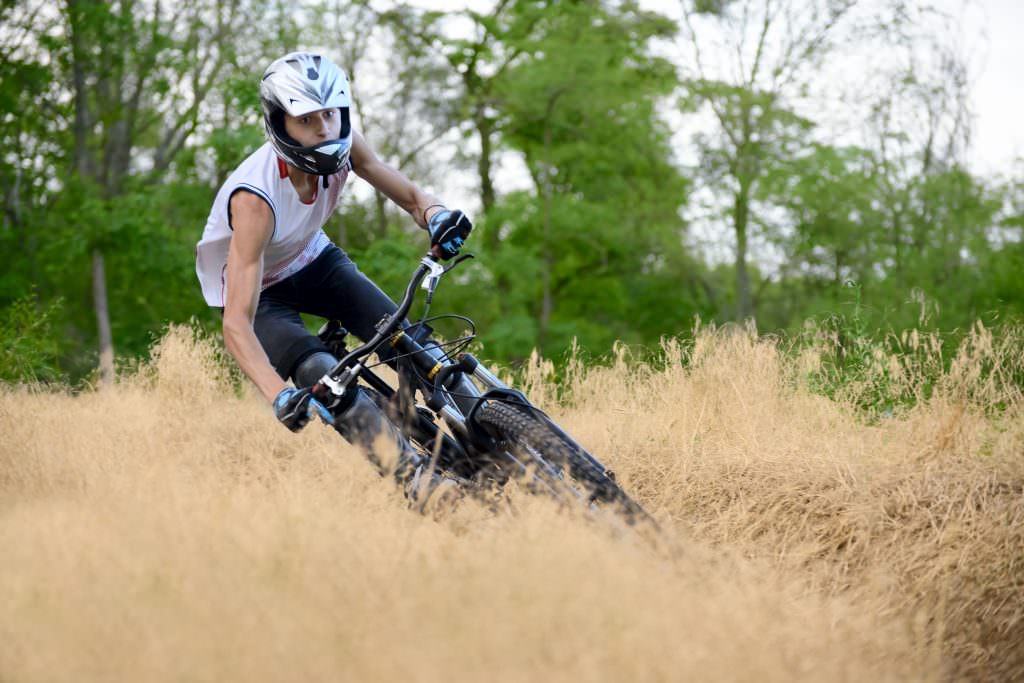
[637,0,1024,176]
[959,0,1024,175]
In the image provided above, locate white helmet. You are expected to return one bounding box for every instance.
[259,52,353,176]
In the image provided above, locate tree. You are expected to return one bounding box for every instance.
[0,0,285,382]
[297,1,456,240]
[379,0,570,341]
[762,144,881,290]
[60,0,256,383]
[382,1,537,224]
[492,1,689,354]
[677,0,869,321]
[855,2,978,300]
[0,1,59,302]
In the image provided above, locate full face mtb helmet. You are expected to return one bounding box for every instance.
[259,52,353,181]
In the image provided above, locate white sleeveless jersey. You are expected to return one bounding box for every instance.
[195,142,351,307]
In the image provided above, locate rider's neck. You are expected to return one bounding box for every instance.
[286,164,319,203]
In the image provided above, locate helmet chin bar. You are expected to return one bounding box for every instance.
[281,137,351,177]
[266,106,352,179]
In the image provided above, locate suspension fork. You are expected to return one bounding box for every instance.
[388,330,483,416]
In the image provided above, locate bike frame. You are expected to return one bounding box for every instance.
[311,252,615,486]
[311,255,498,451]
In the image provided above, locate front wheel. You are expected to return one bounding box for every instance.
[474,400,653,525]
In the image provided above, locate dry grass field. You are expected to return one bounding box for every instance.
[1,324,1022,682]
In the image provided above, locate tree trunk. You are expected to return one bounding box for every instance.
[5,143,22,229]
[92,249,115,387]
[540,235,553,353]
[477,115,513,307]
[733,185,752,321]
[373,190,388,234]
[68,0,93,181]
[478,116,496,218]
[69,0,117,386]
[538,124,553,353]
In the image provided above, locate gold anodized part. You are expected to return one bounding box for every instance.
[390,330,406,347]
[427,362,443,380]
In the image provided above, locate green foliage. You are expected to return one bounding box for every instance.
[478,1,689,358]
[1,175,215,379]
[792,283,910,416]
[794,301,1024,419]
[0,0,1022,403]
[0,294,63,383]
[691,0,736,14]
[984,240,1024,319]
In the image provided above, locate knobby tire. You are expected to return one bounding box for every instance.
[475,400,651,524]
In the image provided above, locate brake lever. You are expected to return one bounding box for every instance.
[421,251,474,307]
[444,253,474,273]
[420,252,475,291]
[314,362,362,405]
[420,255,446,293]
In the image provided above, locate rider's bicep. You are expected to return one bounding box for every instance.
[224,191,274,326]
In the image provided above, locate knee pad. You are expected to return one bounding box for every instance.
[335,388,424,482]
[292,351,338,389]
[296,353,423,485]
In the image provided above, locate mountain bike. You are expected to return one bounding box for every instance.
[310,252,655,526]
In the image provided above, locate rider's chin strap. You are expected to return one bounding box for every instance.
[322,174,330,189]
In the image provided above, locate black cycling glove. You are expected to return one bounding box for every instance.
[273,387,335,432]
[427,209,473,260]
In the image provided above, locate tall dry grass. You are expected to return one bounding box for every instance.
[1,323,1021,681]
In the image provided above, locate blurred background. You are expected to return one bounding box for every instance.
[2,0,1021,385]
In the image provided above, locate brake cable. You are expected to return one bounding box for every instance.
[341,252,555,415]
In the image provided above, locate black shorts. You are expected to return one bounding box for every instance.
[249,244,402,382]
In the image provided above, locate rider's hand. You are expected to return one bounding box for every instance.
[273,387,335,432]
[427,209,473,260]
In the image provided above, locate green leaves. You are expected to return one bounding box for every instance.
[0,293,64,384]
[1,0,1022,385]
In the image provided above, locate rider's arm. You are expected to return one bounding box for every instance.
[222,191,288,402]
[350,131,447,229]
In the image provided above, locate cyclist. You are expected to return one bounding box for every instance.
[195,51,472,504]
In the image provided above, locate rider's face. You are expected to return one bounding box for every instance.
[283,108,341,146]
